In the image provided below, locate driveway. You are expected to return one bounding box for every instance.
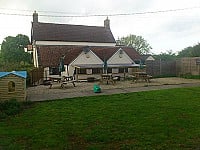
[27,77,200,102]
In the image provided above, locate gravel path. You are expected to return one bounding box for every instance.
[27,77,200,101]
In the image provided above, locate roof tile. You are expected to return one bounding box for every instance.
[32,22,116,43]
[37,46,140,67]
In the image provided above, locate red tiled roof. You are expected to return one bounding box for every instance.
[90,46,118,61]
[37,46,84,67]
[91,46,140,61]
[37,46,140,67]
[122,47,141,60]
[32,22,116,43]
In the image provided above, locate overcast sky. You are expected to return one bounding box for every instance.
[0,0,200,54]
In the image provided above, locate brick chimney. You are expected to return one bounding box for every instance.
[104,17,110,30]
[33,11,38,23]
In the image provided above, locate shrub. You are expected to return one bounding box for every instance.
[0,111,7,119]
[180,73,200,79]
[0,99,22,119]
[153,74,177,78]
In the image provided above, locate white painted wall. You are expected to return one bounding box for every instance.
[61,50,104,76]
[107,48,133,64]
[146,56,155,61]
[112,68,119,73]
[35,41,116,47]
[46,51,102,77]
[71,51,103,65]
[33,46,39,67]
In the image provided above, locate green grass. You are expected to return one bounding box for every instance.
[1,87,200,149]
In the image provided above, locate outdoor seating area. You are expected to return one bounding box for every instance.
[100,74,119,85]
[101,74,114,84]
[43,76,75,88]
[60,76,76,88]
[44,71,152,89]
[133,72,153,83]
[27,77,200,102]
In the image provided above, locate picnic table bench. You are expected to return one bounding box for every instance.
[101,74,114,84]
[132,72,152,83]
[60,76,76,88]
[43,76,75,88]
[100,74,118,85]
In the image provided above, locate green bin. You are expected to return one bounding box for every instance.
[93,84,101,93]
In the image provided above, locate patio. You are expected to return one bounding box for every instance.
[26,77,200,101]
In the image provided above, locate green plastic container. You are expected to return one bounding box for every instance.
[93,84,101,93]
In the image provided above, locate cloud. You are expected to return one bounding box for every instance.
[165,15,200,34]
[0,0,200,54]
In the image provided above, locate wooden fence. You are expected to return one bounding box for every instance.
[176,57,200,76]
[145,60,176,77]
[29,67,44,86]
[145,57,200,77]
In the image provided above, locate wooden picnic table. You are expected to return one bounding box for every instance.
[43,76,62,88]
[133,72,152,83]
[45,76,75,88]
[49,76,62,82]
[101,74,115,84]
[60,76,75,88]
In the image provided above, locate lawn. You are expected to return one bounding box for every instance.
[0,87,200,149]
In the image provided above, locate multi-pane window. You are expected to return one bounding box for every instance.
[92,68,101,74]
[119,68,128,73]
[79,68,86,74]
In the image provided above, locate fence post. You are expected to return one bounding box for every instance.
[160,59,162,75]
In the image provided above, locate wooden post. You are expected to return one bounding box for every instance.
[198,64,200,79]
[75,67,78,81]
[124,67,126,80]
[160,59,162,75]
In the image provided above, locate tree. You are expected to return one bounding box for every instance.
[190,43,200,57]
[154,50,177,61]
[178,46,192,57]
[1,34,31,64]
[0,52,4,70]
[178,43,200,57]
[117,34,152,54]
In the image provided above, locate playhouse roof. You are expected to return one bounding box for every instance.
[0,71,27,78]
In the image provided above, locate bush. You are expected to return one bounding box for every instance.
[153,74,177,78]
[0,111,7,119]
[0,99,22,119]
[180,73,200,79]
